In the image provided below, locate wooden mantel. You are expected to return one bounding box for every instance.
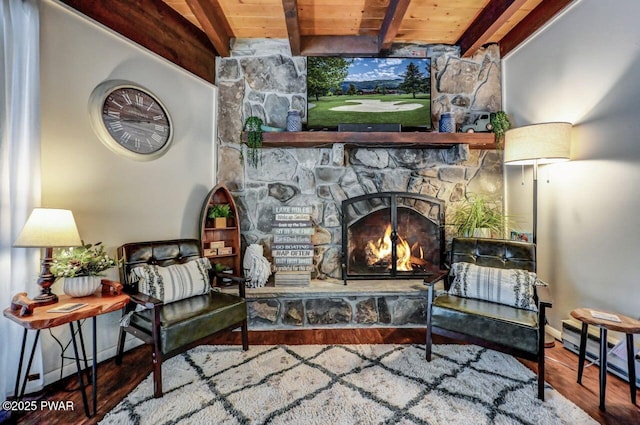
[244,131,496,150]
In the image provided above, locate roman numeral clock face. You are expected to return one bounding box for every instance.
[89,81,173,161]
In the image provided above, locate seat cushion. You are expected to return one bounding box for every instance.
[130,291,246,354]
[432,294,539,355]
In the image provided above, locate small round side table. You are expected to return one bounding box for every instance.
[570,308,640,411]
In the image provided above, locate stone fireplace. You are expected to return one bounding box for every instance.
[217,41,503,279]
[215,40,504,329]
[342,192,444,282]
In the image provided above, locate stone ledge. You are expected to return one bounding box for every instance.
[221,278,445,330]
[226,278,430,298]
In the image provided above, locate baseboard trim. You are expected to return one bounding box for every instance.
[546,325,562,341]
[43,337,142,387]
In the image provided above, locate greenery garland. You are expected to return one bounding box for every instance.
[490,111,511,149]
[243,116,263,168]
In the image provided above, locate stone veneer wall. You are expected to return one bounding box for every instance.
[216,40,504,281]
[245,292,430,329]
[221,280,434,330]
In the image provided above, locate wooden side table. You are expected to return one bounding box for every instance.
[3,291,129,418]
[570,308,640,410]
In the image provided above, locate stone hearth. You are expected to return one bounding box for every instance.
[221,278,444,330]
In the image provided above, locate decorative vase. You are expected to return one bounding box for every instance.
[63,276,102,297]
[286,110,302,132]
[439,112,456,133]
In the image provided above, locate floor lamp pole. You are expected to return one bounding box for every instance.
[532,162,538,246]
[533,161,554,347]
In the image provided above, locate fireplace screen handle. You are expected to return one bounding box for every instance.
[390,229,398,276]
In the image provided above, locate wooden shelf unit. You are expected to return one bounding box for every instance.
[244,131,496,149]
[199,184,241,275]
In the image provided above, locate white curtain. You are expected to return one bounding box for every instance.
[0,0,44,401]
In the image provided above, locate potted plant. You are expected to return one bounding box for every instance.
[490,111,511,149]
[213,263,232,273]
[51,242,118,297]
[242,116,263,168]
[208,204,232,228]
[450,194,507,238]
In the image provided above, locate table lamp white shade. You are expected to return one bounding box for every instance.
[14,208,82,248]
[504,122,572,165]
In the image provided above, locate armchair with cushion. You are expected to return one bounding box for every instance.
[425,237,552,400]
[115,239,248,398]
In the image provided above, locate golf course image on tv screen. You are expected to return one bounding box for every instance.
[307,57,431,131]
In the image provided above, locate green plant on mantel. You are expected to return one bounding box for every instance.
[490,111,511,149]
[450,194,507,238]
[242,116,263,168]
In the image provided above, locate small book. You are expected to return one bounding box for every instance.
[48,303,88,313]
[589,310,622,323]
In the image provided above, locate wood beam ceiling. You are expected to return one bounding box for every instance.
[185,0,232,57]
[59,0,216,83]
[457,0,529,58]
[302,36,379,56]
[62,0,573,80]
[285,0,410,56]
[499,0,574,58]
[282,0,301,56]
[379,0,411,51]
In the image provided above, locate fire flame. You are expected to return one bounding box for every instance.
[366,224,419,271]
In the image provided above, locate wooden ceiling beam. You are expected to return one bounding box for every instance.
[59,0,216,83]
[282,0,301,56]
[499,0,574,58]
[301,35,379,56]
[185,0,232,57]
[457,0,528,57]
[378,0,410,51]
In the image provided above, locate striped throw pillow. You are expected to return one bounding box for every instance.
[449,262,540,311]
[130,257,211,304]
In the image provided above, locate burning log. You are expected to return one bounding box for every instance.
[364,224,427,271]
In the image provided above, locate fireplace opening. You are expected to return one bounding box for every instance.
[342,192,444,283]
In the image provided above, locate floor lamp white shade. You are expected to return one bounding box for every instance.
[504,122,572,245]
[504,122,572,165]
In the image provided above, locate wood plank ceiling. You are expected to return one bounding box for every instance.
[61,0,573,83]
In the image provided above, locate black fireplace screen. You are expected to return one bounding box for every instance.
[341,192,444,282]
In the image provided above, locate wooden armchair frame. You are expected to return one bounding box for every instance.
[425,237,552,400]
[114,239,248,398]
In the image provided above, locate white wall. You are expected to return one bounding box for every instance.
[37,0,217,383]
[503,0,640,334]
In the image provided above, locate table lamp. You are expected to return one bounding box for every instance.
[504,122,572,245]
[13,208,82,306]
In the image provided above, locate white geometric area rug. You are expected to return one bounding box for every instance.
[100,344,596,425]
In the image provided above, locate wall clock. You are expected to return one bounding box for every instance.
[89,80,173,161]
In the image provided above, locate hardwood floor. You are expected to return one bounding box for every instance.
[2,329,638,424]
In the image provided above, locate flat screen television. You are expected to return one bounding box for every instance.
[307,57,431,131]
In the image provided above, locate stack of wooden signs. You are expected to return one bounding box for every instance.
[272,206,314,286]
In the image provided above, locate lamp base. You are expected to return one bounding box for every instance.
[32,291,58,307]
[33,248,58,307]
[544,331,556,348]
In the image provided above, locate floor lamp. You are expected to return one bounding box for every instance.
[504,122,572,245]
[504,123,571,347]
